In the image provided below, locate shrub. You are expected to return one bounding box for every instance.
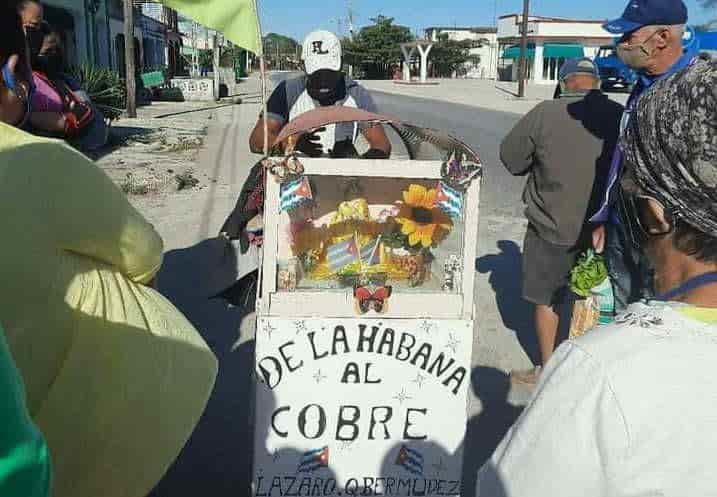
[67,65,125,120]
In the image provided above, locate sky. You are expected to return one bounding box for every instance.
[259,0,713,42]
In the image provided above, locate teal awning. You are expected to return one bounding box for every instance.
[502,44,535,59]
[543,44,584,58]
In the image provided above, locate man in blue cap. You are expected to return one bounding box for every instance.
[501,58,623,384]
[591,0,697,311]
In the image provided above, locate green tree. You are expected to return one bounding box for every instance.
[343,16,414,79]
[263,33,300,69]
[429,34,480,78]
[198,49,213,69]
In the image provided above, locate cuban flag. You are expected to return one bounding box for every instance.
[359,237,381,266]
[395,445,424,476]
[297,446,329,473]
[327,238,360,271]
[280,176,313,212]
[435,181,463,218]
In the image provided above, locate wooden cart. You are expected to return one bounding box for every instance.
[252,107,483,497]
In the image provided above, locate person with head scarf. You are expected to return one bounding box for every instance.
[0,6,218,497]
[477,57,717,496]
[249,30,391,158]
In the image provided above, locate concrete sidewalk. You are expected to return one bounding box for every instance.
[128,80,263,250]
[361,78,629,115]
[138,78,266,497]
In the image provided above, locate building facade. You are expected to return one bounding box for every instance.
[41,0,114,68]
[424,26,499,79]
[497,14,614,84]
[38,0,181,74]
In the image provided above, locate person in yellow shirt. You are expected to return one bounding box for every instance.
[0,6,218,497]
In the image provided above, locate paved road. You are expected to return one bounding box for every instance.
[149,81,535,497]
[372,90,524,224]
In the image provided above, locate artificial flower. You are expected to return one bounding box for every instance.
[395,184,452,248]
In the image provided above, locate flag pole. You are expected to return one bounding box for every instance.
[260,54,269,156]
[368,235,382,266]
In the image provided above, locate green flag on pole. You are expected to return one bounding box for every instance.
[160,0,263,55]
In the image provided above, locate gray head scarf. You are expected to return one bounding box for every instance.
[622,55,717,237]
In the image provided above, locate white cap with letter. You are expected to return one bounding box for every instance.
[302,30,342,75]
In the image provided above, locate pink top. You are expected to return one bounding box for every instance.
[31,73,63,113]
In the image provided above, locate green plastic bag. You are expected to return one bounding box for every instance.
[570,250,615,328]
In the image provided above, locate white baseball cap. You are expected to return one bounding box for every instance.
[302,30,342,75]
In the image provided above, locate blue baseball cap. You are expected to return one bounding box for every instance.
[603,0,688,34]
[559,57,599,81]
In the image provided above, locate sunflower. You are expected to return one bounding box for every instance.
[395,184,452,248]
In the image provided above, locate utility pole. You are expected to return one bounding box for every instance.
[191,21,198,76]
[517,0,530,98]
[213,34,220,101]
[276,40,280,70]
[123,0,136,117]
[348,0,355,40]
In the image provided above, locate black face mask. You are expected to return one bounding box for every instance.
[306,69,346,106]
[25,26,45,61]
[35,53,64,77]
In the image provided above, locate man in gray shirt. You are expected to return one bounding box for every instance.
[500,58,623,384]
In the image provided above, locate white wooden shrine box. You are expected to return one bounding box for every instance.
[252,155,481,497]
[259,158,481,320]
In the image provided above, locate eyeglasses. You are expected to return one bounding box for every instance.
[619,190,676,248]
[619,27,665,46]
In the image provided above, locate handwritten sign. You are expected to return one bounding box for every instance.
[252,318,473,497]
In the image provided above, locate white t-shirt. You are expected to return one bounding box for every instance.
[477,301,717,497]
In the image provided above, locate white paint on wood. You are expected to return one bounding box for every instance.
[297,158,444,179]
[252,317,473,497]
[261,175,281,315]
[460,179,481,320]
[268,293,463,319]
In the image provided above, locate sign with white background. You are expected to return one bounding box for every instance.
[252,317,473,497]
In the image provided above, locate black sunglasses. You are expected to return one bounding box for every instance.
[619,190,676,248]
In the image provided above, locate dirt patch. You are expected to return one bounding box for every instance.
[95,110,211,195]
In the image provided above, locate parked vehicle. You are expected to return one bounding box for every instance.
[594,45,636,92]
[696,31,717,58]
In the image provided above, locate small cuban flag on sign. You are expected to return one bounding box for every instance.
[327,238,360,271]
[297,446,329,473]
[359,237,381,266]
[435,181,463,218]
[395,445,424,476]
[280,176,313,212]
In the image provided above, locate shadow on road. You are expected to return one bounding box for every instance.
[86,126,155,160]
[461,367,523,497]
[153,101,242,119]
[494,85,520,98]
[476,240,539,365]
[149,239,256,497]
